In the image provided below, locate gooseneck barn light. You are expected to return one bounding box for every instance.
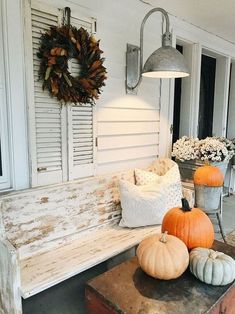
[126,7,190,94]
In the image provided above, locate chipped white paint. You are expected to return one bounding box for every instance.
[1,170,135,258]
[0,239,22,314]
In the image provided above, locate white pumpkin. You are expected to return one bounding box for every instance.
[190,247,235,286]
[137,232,189,280]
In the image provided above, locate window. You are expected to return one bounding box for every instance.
[24,0,96,187]
[198,54,216,139]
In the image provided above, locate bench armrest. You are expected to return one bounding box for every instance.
[0,239,22,314]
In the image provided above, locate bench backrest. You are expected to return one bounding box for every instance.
[0,170,134,258]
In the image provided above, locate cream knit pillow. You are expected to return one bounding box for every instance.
[119,180,167,228]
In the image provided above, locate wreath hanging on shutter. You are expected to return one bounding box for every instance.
[37,9,107,105]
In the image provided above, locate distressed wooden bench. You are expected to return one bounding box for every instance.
[0,159,193,314]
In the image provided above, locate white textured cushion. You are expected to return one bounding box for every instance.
[135,165,182,209]
[119,180,167,228]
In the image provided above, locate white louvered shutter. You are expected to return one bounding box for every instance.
[28,1,67,186]
[68,14,96,180]
[25,0,96,186]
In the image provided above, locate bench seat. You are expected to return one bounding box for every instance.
[20,224,160,298]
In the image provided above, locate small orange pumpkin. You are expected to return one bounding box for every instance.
[161,198,214,250]
[194,164,224,187]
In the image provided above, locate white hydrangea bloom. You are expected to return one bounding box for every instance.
[199,137,233,162]
[172,136,200,161]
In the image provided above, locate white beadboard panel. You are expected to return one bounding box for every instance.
[98,108,160,122]
[98,145,158,164]
[98,133,159,150]
[98,121,160,136]
[97,156,157,175]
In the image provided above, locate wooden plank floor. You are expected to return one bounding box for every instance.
[22,260,108,314]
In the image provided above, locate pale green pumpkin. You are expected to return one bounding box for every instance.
[190,247,235,286]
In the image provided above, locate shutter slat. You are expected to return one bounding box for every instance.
[31,9,58,21]
[37,147,61,153]
[37,152,61,158]
[31,13,57,25]
[73,139,93,144]
[74,154,93,160]
[70,16,93,32]
[73,125,92,130]
[74,159,93,165]
[73,134,93,139]
[37,138,61,143]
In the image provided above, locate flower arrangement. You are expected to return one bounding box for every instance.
[172,136,235,162]
[172,136,200,161]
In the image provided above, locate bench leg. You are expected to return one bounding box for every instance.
[0,239,22,314]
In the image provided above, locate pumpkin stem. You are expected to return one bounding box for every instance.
[205,160,210,166]
[160,231,168,243]
[209,250,218,260]
[181,198,191,212]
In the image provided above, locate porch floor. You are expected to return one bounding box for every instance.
[22,195,235,314]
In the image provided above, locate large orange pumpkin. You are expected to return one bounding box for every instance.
[161,198,214,250]
[194,164,224,186]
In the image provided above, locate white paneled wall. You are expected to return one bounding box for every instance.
[92,0,161,174]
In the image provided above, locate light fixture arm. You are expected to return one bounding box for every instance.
[126,7,189,94]
[131,8,172,91]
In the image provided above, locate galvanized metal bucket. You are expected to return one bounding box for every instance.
[194,184,221,211]
[176,159,228,182]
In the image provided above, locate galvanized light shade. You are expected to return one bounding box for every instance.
[142,46,190,78]
[126,7,190,94]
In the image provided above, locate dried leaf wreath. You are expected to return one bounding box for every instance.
[37,25,107,104]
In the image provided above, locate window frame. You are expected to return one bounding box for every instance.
[0,84,11,190]
[0,2,12,191]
